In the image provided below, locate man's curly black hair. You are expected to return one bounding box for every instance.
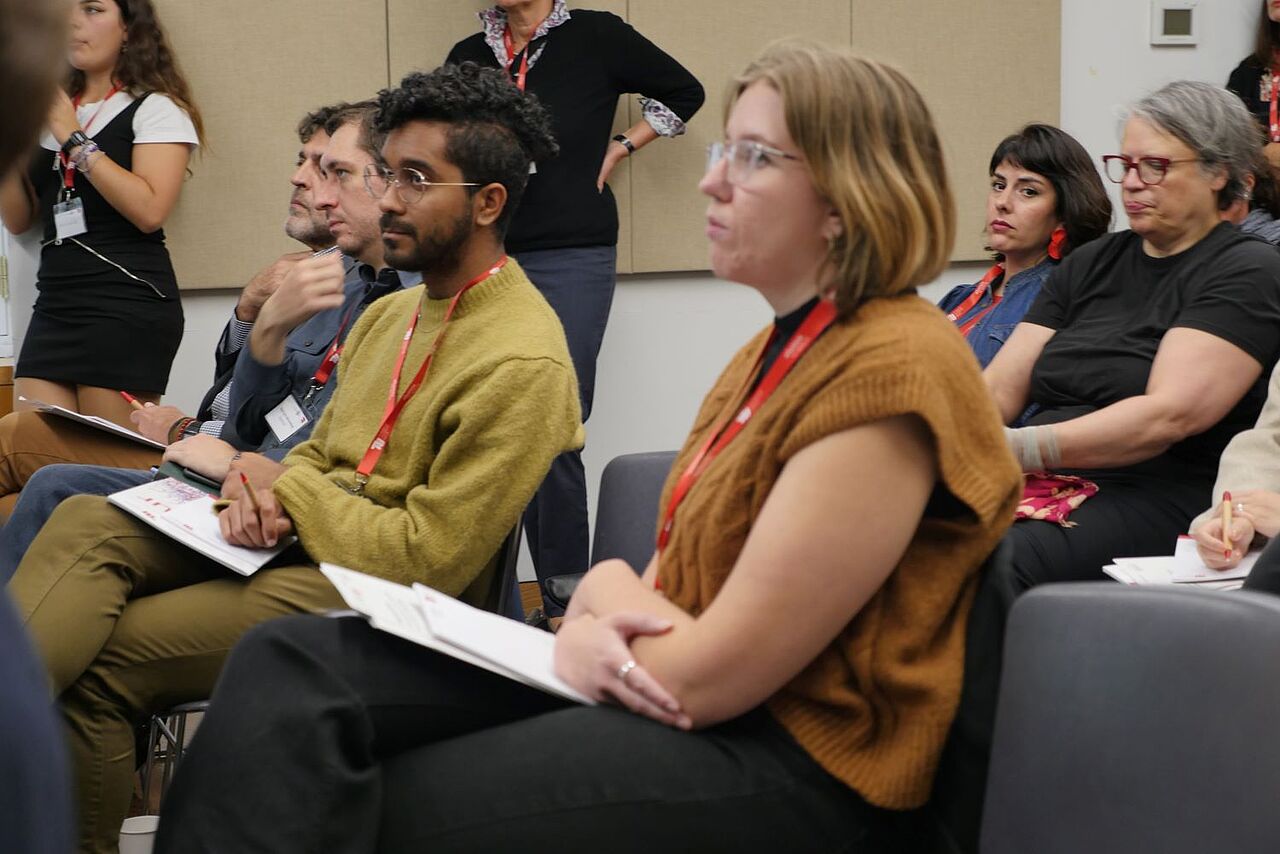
[374,62,559,239]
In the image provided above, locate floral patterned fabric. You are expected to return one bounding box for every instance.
[1015,473,1099,527]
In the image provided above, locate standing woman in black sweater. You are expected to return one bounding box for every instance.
[0,0,202,428]
[447,1,704,610]
[1227,0,1280,167]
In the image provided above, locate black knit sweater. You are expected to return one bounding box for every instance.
[447,9,704,253]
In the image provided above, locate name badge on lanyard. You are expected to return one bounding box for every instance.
[53,197,88,241]
[51,84,123,242]
[266,395,310,444]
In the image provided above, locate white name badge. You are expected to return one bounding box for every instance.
[266,395,310,444]
[53,198,88,240]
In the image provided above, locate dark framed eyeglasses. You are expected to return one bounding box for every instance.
[1101,154,1200,186]
[362,164,479,204]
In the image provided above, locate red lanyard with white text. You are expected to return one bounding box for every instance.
[59,84,121,194]
[303,304,360,403]
[351,257,508,494]
[1270,68,1280,143]
[946,263,1004,338]
[503,22,544,92]
[654,299,838,567]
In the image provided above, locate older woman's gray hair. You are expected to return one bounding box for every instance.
[1130,80,1260,209]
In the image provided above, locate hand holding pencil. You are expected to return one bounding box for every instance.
[216,470,293,549]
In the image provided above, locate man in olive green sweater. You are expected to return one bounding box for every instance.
[8,63,577,854]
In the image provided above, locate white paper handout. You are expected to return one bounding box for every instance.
[19,396,165,450]
[1103,535,1257,590]
[108,478,294,576]
[319,563,591,705]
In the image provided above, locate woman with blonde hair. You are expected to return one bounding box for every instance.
[155,42,1019,852]
[0,0,202,427]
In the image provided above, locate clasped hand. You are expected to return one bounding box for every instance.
[554,612,691,729]
[215,456,293,549]
[257,251,346,333]
[47,90,80,148]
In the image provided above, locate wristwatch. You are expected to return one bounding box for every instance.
[62,130,90,154]
[612,134,635,154]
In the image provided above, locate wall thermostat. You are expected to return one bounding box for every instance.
[1151,1,1197,46]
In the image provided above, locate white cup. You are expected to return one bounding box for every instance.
[119,815,160,854]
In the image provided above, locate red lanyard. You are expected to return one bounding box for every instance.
[59,84,122,191]
[351,257,508,493]
[310,304,359,390]
[946,263,1004,338]
[1270,69,1280,143]
[654,299,838,565]
[503,21,544,92]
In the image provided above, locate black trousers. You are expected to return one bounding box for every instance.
[155,615,912,854]
[516,246,617,614]
[1004,470,1208,593]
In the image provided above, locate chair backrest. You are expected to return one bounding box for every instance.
[589,450,677,571]
[479,523,523,619]
[927,535,1016,854]
[981,584,1280,854]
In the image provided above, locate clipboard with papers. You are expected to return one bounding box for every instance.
[319,563,592,705]
[19,396,166,450]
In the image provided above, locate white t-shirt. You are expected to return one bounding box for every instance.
[38,90,199,152]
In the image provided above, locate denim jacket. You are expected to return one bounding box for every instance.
[228,261,416,458]
[937,259,1055,368]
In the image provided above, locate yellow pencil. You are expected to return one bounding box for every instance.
[240,472,263,513]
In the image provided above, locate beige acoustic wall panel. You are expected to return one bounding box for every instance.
[387,0,490,80]
[157,1,389,289]
[387,1,634,272]
[627,0,853,273]
[852,0,1060,261]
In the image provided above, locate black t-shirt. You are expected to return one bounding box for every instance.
[446,11,704,254]
[1022,224,1280,482]
[1227,56,1271,138]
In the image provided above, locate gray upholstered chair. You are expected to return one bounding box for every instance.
[981,584,1280,854]
[540,450,677,614]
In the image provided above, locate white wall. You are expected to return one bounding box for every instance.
[0,0,1263,580]
[1061,0,1258,218]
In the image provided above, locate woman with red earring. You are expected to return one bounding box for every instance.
[938,123,1110,368]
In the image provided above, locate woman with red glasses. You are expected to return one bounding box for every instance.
[984,80,1280,596]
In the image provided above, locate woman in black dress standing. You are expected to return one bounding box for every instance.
[0,0,202,427]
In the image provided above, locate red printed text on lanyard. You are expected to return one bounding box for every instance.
[1270,69,1280,143]
[503,20,545,92]
[945,263,1004,338]
[307,303,359,397]
[59,84,122,193]
[654,299,839,575]
[351,257,508,493]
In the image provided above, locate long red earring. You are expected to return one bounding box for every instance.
[1047,226,1067,260]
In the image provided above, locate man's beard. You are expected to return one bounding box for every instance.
[381,209,473,276]
[284,197,332,248]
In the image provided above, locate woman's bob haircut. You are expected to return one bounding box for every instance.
[726,41,955,316]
